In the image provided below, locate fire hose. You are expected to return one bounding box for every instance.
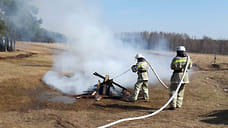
[97,56,190,128]
[112,59,169,89]
[145,59,169,89]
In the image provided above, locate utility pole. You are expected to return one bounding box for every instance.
[213,52,216,65]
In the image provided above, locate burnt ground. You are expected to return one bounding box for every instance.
[0,42,227,128]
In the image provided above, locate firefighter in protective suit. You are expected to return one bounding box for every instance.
[169,46,192,110]
[130,53,149,102]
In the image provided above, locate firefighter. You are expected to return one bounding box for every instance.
[130,53,149,102]
[169,46,192,110]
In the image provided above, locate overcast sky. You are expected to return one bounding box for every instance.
[96,0,228,39]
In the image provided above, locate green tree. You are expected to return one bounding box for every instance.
[0,0,66,42]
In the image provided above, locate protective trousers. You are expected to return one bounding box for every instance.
[131,80,149,101]
[170,83,185,108]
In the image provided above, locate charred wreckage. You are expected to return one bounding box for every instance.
[70,72,131,101]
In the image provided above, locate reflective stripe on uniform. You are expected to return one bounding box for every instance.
[172,59,186,65]
[138,62,146,68]
[178,97,184,100]
[172,59,191,65]
[138,63,142,68]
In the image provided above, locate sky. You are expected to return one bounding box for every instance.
[94,0,228,39]
[33,0,228,39]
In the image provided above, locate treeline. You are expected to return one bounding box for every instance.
[0,0,66,42]
[120,31,228,55]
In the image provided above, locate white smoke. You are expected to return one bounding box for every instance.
[34,0,172,94]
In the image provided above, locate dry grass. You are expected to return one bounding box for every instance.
[0,42,227,128]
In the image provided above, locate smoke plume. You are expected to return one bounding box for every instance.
[34,0,173,94]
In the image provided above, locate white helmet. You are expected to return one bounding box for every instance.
[176,46,186,52]
[135,53,144,59]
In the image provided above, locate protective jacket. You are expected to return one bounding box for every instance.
[132,61,149,81]
[170,56,192,84]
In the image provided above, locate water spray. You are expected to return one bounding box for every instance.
[97,56,190,128]
[112,68,131,80]
[112,58,169,89]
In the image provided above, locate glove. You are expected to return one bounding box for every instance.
[131,65,137,72]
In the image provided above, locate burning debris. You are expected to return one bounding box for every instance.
[71,72,131,101]
[40,0,172,101]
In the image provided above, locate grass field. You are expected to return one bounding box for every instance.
[0,41,227,128]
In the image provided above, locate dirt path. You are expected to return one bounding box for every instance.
[0,42,227,128]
